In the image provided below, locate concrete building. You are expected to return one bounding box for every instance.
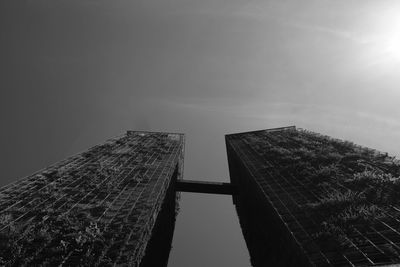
[0,131,184,266]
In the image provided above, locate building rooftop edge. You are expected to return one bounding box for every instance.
[225,125,296,137]
[126,130,185,136]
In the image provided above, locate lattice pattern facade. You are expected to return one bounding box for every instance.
[0,131,184,266]
[226,126,400,266]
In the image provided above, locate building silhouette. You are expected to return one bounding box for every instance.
[2,126,400,266]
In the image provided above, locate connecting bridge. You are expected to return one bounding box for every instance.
[176,180,236,195]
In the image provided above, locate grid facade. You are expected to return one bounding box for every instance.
[0,131,184,266]
[226,126,400,266]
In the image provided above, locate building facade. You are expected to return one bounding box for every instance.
[0,131,184,266]
[226,126,400,266]
[3,126,400,266]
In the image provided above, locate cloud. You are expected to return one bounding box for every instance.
[232,1,367,44]
[288,22,366,43]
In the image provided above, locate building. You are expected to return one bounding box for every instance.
[0,131,184,266]
[226,126,400,266]
[3,126,400,266]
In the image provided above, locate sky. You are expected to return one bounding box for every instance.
[1,0,400,266]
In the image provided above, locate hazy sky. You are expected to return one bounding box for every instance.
[2,0,400,266]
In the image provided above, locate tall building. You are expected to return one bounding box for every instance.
[0,131,184,266]
[226,126,400,266]
[3,126,400,266]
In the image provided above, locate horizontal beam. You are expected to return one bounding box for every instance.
[176,180,236,195]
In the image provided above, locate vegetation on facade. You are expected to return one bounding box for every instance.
[0,132,183,266]
[243,128,400,263]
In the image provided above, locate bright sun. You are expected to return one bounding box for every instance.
[377,27,400,60]
[368,6,400,63]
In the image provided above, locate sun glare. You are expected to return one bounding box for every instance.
[367,5,400,63]
[377,25,400,60]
